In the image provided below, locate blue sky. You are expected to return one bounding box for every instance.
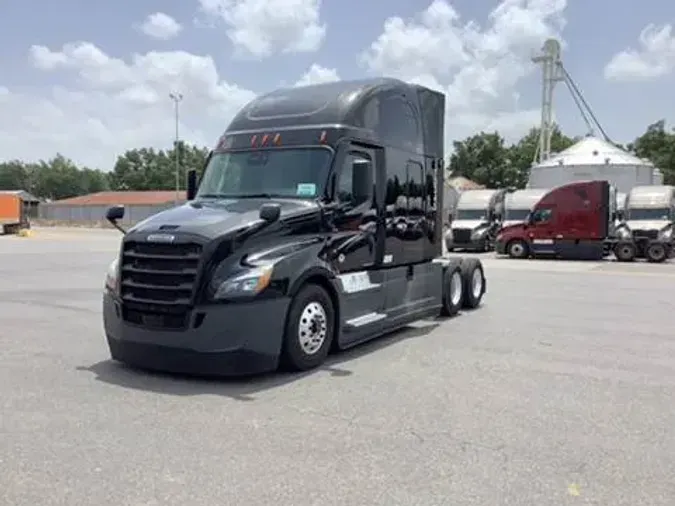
[0,0,673,169]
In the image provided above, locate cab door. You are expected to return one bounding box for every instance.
[330,143,387,346]
[527,206,556,254]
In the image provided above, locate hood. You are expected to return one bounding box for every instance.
[451,220,488,230]
[129,198,320,240]
[624,220,670,231]
[501,219,526,228]
[497,223,526,236]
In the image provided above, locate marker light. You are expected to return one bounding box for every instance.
[319,130,327,143]
[273,133,281,145]
[250,135,258,147]
[261,134,270,146]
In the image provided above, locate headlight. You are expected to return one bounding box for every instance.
[212,264,273,300]
[105,257,119,294]
[661,227,672,239]
[616,227,631,239]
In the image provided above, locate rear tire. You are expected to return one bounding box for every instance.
[507,239,528,259]
[281,284,335,372]
[645,241,668,263]
[614,240,636,262]
[440,265,463,317]
[460,258,485,309]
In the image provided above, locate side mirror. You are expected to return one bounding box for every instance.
[105,205,126,234]
[186,169,197,201]
[259,202,281,223]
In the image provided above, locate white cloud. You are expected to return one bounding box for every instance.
[0,42,258,168]
[139,12,183,40]
[604,23,675,81]
[294,64,340,87]
[197,0,326,58]
[360,0,568,148]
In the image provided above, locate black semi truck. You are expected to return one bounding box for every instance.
[103,78,488,376]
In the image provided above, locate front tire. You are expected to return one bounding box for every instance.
[507,239,529,259]
[614,240,636,262]
[281,284,335,372]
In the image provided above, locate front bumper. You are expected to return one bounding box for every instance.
[103,291,290,376]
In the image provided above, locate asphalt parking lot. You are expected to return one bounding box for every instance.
[2,227,675,506]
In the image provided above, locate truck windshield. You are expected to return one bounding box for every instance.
[197,147,333,200]
[628,208,670,220]
[505,209,530,221]
[455,210,486,220]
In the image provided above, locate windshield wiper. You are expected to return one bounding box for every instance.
[198,192,288,199]
[198,193,237,199]
[237,193,290,199]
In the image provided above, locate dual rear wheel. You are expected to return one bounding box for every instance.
[440,258,486,317]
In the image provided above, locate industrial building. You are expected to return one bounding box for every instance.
[39,191,186,225]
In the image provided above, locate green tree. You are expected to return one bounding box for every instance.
[448,131,522,188]
[627,120,675,184]
[507,126,576,186]
[0,161,30,190]
[109,142,209,191]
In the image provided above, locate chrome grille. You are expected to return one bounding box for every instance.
[453,228,472,244]
[633,230,658,240]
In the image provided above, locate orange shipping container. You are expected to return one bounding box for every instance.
[0,193,21,223]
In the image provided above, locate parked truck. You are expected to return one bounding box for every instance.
[617,185,675,259]
[502,189,549,228]
[102,78,488,376]
[0,192,30,235]
[445,189,505,252]
[495,180,671,263]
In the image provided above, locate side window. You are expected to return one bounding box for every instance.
[337,152,372,207]
[531,208,553,223]
[385,160,407,208]
[406,161,424,215]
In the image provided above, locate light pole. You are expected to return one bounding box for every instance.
[169,92,183,203]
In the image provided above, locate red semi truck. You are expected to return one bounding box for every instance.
[495,180,671,263]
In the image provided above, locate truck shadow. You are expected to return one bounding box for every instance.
[77,321,441,401]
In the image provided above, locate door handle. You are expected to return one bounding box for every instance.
[556,234,563,239]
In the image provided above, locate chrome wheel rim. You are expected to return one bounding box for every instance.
[471,268,483,298]
[510,243,524,257]
[298,301,328,355]
[450,271,462,306]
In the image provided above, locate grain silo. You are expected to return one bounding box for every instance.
[527,136,659,194]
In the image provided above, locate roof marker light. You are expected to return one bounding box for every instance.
[273,133,281,145]
[319,130,327,143]
[251,135,258,147]
[261,134,270,146]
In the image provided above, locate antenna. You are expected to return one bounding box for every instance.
[531,38,563,164]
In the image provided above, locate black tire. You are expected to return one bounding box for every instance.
[645,241,668,263]
[281,284,335,372]
[614,240,636,262]
[440,264,463,317]
[506,239,528,259]
[460,258,485,309]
